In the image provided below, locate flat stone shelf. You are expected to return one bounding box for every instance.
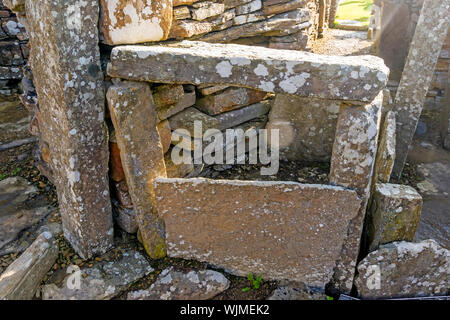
[107,40,389,102]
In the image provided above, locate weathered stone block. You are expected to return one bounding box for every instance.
[328,93,383,293]
[266,94,340,162]
[107,81,167,259]
[235,0,262,15]
[156,90,196,120]
[173,6,191,20]
[198,84,229,95]
[112,200,138,234]
[25,0,114,258]
[196,87,268,115]
[154,178,361,287]
[355,240,449,299]
[108,41,388,102]
[99,0,173,45]
[366,183,422,252]
[233,11,265,25]
[169,19,212,39]
[0,232,58,300]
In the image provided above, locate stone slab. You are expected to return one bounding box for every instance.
[25,0,114,258]
[99,0,173,45]
[42,249,153,300]
[365,183,423,252]
[392,0,450,178]
[108,40,389,102]
[373,110,396,183]
[328,93,383,293]
[154,178,361,287]
[156,90,196,120]
[0,232,58,300]
[107,81,167,259]
[127,267,229,300]
[355,240,449,299]
[214,100,271,130]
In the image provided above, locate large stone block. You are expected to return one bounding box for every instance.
[107,81,167,259]
[392,0,450,178]
[0,232,58,300]
[355,240,449,299]
[328,93,383,293]
[154,178,361,287]
[25,0,114,258]
[108,41,389,102]
[99,0,173,45]
[365,183,422,252]
[266,94,340,162]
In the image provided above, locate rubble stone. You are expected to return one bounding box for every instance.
[355,240,449,299]
[0,232,58,300]
[365,183,423,252]
[127,267,229,300]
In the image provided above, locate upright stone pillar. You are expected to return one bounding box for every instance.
[107,81,168,259]
[25,0,114,258]
[392,0,450,178]
[328,93,383,294]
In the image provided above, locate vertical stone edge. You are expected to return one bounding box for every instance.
[392,0,450,178]
[328,92,383,294]
[106,81,168,259]
[24,0,114,258]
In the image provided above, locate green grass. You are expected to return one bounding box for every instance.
[335,0,373,26]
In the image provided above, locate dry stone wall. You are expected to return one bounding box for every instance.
[0,0,27,95]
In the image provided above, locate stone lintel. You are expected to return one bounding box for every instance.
[107,41,389,102]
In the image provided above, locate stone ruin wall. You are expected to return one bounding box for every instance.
[376,0,450,148]
[4,0,436,296]
[0,0,28,95]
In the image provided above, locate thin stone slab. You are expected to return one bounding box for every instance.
[214,100,271,130]
[156,90,196,121]
[25,0,113,258]
[127,267,229,300]
[107,40,389,102]
[328,93,383,294]
[392,0,450,178]
[0,232,58,300]
[107,81,167,259]
[99,0,173,45]
[154,178,361,287]
[42,249,153,300]
[365,183,423,252]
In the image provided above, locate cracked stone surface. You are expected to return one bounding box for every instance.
[127,267,229,300]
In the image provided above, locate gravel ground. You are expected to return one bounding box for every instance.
[311,29,375,56]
